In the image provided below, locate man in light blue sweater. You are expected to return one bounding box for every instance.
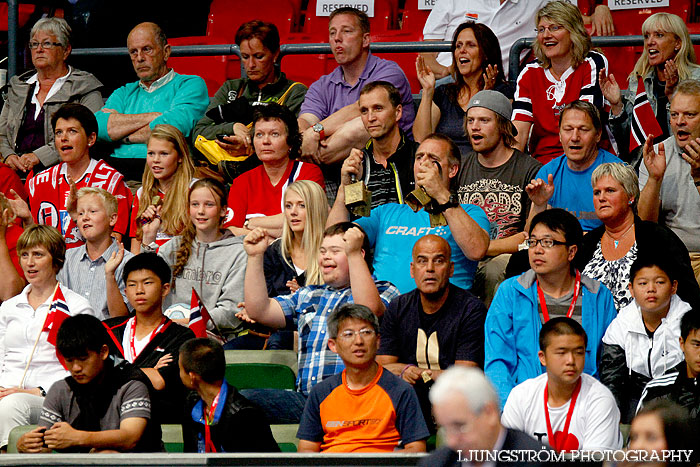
[95,22,208,181]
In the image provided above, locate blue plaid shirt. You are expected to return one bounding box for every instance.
[274,280,399,396]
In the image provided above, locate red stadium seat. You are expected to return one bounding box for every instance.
[207,0,301,40]
[0,4,36,31]
[399,0,431,39]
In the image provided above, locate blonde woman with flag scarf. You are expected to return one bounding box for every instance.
[0,224,95,451]
[602,12,700,164]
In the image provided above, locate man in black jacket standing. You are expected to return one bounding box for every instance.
[179,338,279,453]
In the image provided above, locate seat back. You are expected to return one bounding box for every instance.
[161,424,184,453]
[270,424,300,452]
[224,349,298,390]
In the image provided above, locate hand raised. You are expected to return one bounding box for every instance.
[243,227,273,256]
[642,135,666,181]
[525,174,555,207]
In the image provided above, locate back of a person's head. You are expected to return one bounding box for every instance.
[179,338,225,383]
[57,314,110,359]
[529,208,583,248]
[323,222,373,272]
[539,317,588,351]
[51,102,98,137]
[123,252,171,285]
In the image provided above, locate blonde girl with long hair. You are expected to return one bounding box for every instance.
[262,179,328,349]
[131,124,195,253]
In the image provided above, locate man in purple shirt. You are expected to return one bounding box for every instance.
[297,7,414,198]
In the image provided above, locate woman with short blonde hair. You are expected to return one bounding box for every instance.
[575,163,700,311]
[513,1,609,164]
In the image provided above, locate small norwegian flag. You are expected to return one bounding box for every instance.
[630,77,663,152]
[42,285,71,346]
[189,288,212,338]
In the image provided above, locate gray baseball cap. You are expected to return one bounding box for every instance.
[466,90,518,135]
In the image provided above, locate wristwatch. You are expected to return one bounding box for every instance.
[436,194,459,213]
[312,123,325,140]
[38,386,46,397]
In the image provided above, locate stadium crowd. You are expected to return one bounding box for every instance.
[0,0,699,460]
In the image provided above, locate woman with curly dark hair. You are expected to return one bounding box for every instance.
[224,104,325,237]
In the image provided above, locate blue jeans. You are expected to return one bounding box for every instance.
[240,388,307,424]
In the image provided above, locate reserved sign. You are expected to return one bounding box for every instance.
[316,0,375,16]
[608,0,669,10]
[418,0,436,10]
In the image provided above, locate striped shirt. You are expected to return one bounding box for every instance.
[360,132,417,209]
[57,239,134,319]
[274,280,400,395]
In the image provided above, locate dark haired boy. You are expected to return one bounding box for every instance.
[17,314,162,453]
[637,310,700,426]
[297,304,429,452]
[179,338,279,453]
[485,208,616,406]
[18,102,132,248]
[502,317,622,452]
[601,257,691,422]
[103,253,195,423]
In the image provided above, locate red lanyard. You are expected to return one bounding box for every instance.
[544,378,582,452]
[127,317,167,362]
[203,390,221,453]
[537,270,581,322]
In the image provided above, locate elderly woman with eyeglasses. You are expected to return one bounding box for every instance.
[0,17,103,175]
[512,1,608,164]
[573,162,700,311]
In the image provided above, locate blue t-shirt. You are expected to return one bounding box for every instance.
[536,149,622,231]
[355,203,490,293]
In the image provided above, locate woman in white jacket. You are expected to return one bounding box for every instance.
[152,178,266,349]
[0,225,95,451]
[600,257,691,423]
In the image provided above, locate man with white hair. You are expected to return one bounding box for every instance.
[420,366,544,466]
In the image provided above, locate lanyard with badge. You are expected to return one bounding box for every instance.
[203,390,221,453]
[536,270,581,322]
[125,316,169,362]
[544,378,582,452]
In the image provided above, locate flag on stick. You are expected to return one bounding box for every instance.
[630,77,663,152]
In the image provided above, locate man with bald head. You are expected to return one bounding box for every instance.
[377,234,487,431]
[95,22,208,181]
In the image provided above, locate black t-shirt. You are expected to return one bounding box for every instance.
[456,149,542,240]
[378,284,487,368]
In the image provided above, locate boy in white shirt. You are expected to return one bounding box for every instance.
[600,257,691,423]
[502,317,622,452]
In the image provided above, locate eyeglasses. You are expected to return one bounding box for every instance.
[29,41,63,50]
[338,328,376,341]
[535,25,565,35]
[525,238,568,249]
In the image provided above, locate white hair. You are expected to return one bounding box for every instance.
[429,366,500,413]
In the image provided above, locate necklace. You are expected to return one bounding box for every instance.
[605,223,634,249]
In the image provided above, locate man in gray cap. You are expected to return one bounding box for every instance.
[455,90,542,306]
